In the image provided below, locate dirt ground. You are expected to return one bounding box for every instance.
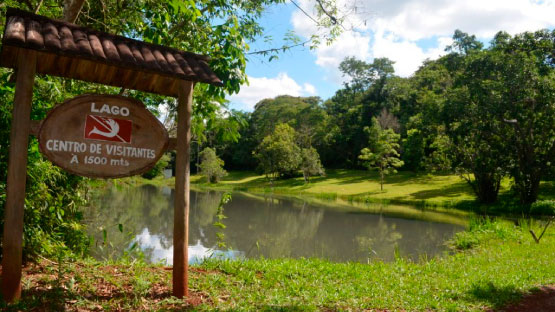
[493,286,555,312]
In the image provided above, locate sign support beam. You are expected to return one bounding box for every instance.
[1,49,37,302]
[173,80,194,298]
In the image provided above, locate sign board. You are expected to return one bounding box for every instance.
[38,94,169,178]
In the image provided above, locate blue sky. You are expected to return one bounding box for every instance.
[227,0,555,111]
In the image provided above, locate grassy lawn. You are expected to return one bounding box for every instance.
[4,218,555,311]
[186,170,554,209]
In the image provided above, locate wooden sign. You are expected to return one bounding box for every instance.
[38,94,168,178]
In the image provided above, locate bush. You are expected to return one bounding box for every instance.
[530,200,555,216]
[253,124,301,178]
[198,147,227,183]
[449,217,519,250]
[301,147,325,183]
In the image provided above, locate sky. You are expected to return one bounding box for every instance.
[226,0,555,112]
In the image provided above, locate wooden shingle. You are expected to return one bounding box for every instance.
[0,8,223,97]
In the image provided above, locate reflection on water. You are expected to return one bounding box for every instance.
[85,185,466,264]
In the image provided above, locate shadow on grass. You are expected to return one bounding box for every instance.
[538,181,554,200]
[2,285,205,311]
[256,305,317,311]
[333,171,456,187]
[335,174,375,185]
[409,181,473,200]
[452,193,531,216]
[467,281,523,310]
[1,287,68,312]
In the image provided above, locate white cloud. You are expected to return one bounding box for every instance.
[303,83,317,95]
[229,73,317,110]
[291,0,555,78]
[366,0,555,41]
[371,32,452,77]
[314,31,372,82]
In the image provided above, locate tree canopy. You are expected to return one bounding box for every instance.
[219,28,554,207]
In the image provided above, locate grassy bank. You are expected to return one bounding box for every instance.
[186,170,554,212]
[3,218,554,311]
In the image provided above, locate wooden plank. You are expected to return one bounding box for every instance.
[153,76,174,96]
[173,80,194,298]
[147,74,163,93]
[0,45,19,69]
[1,49,37,303]
[74,59,98,82]
[35,51,57,75]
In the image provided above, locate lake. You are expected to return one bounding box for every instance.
[84,184,467,264]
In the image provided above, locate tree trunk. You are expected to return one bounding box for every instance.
[514,171,541,205]
[380,170,384,191]
[473,172,501,204]
[63,0,85,23]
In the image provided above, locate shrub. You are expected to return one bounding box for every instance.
[198,147,227,183]
[530,200,555,216]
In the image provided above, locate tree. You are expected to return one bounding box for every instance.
[254,124,301,178]
[250,95,327,143]
[446,30,555,204]
[359,118,404,191]
[301,148,325,183]
[198,147,227,183]
[398,57,455,172]
[445,61,509,204]
[322,57,397,168]
[487,30,555,204]
[445,29,484,55]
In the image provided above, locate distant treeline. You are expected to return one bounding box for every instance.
[200,29,554,205]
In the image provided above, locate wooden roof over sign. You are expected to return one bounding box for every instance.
[0,8,223,97]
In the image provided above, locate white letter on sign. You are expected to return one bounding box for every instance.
[91,102,99,113]
[70,154,79,164]
[99,104,110,114]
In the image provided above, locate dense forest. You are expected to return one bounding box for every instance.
[211,29,555,206]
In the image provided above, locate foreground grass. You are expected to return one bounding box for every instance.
[3,219,555,311]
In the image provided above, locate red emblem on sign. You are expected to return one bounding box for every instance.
[84,115,132,143]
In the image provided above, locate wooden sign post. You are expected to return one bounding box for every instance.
[173,80,194,298]
[0,8,222,303]
[1,49,37,302]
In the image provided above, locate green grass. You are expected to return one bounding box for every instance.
[105,170,554,211]
[3,218,555,311]
[188,170,554,212]
[192,170,479,204]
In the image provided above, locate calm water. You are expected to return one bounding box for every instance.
[85,185,467,264]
